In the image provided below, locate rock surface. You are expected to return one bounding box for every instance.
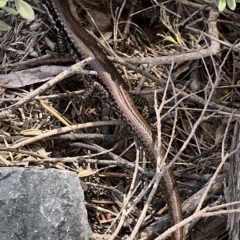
[0,167,91,240]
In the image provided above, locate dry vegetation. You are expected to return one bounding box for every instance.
[1,0,240,239]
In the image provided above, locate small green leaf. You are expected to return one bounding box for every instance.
[15,0,34,20]
[0,0,8,8]
[0,20,11,31]
[235,0,240,3]
[218,0,227,11]
[2,6,18,15]
[227,0,236,10]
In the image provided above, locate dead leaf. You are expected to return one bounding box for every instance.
[0,66,69,88]
[78,168,96,177]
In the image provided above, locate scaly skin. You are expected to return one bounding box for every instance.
[42,1,183,239]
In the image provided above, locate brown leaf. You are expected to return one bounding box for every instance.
[0,66,69,88]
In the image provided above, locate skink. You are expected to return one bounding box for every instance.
[42,0,183,239]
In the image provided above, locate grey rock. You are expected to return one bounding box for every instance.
[0,167,92,240]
